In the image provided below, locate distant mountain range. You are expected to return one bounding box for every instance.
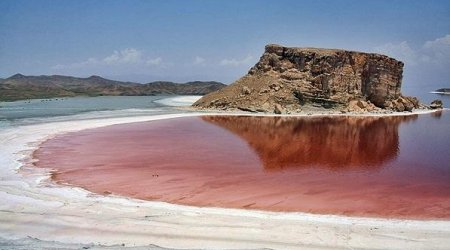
[0,74,226,102]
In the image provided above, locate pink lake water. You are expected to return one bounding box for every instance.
[34,111,450,219]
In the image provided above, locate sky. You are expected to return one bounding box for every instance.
[0,0,449,94]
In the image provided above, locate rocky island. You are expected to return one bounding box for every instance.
[433,88,450,95]
[193,44,427,113]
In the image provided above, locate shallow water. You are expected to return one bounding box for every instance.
[34,111,450,219]
[0,95,203,129]
[0,96,170,121]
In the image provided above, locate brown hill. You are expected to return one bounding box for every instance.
[193,44,421,113]
[0,74,225,102]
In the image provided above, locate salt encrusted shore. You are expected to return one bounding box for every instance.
[1,109,449,249]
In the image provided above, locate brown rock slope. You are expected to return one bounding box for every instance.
[193,44,421,113]
[0,74,226,102]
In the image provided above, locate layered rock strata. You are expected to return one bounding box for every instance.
[193,44,422,113]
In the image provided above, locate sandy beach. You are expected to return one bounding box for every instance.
[1,108,450,249]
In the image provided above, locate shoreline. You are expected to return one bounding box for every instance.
[183,107,445,117]
[1,109,449,249]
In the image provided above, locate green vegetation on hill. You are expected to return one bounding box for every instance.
[0,74,226,102]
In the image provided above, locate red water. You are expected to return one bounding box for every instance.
[34,112,450,219]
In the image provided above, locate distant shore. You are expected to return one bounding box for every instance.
[430,91,450,95]
[0,73,226,102]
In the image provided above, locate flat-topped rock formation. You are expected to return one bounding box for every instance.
[193,44,422,113]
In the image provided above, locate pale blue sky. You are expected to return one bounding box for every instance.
[0,0,449,93]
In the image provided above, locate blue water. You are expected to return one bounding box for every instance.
[0,96,191,127]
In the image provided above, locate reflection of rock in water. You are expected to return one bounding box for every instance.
[202,115,418,170]
[431,110,443,119]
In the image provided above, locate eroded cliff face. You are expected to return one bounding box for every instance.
[193,44,419,113]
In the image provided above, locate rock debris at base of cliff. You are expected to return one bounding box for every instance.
[193,44,432,114]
